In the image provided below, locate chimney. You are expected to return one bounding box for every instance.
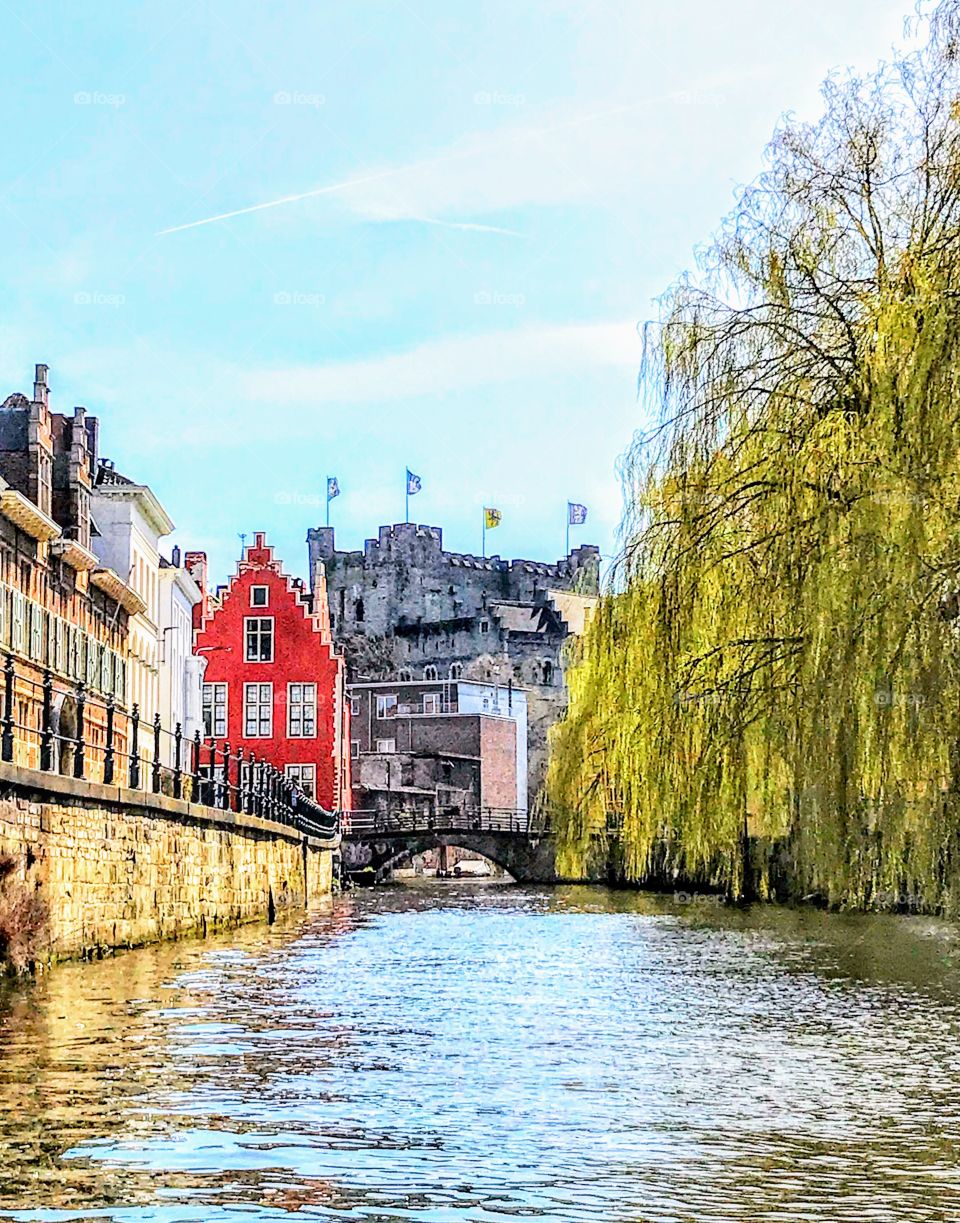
[184,550,208,595]
[172,545,181,567]
[33,364,49,407]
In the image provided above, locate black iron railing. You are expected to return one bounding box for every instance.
[344,807,530,838]
[0,652,339,841]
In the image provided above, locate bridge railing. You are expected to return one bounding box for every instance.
[0,652,339,842]
[343,807,530,837]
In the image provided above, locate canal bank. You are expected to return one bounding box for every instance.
[0,762,339,967]
[2,882,959,1221]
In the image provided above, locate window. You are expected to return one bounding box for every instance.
[86,639,100,688]
[449,662,462,680]
[542,660,555,685]
[287,682,317,737]
[479,619,489,634]
[351,739,360,759]
[423,693,440,715]
[29,604,44,662]
[11,592,25,653]
[244,682,273,737]
[350,695,360,716]
[38,450,52,515]
[54,617,65,674]
[376,693,398,719]
[355,598,364,623]
[203,683,228,738]
[423,664,438,681]
[245,616,274,662]
[375,738,396,754]
[285,763,316,799]
[70,625,85,682]
[398,667,413,682]
[250,585,269,608]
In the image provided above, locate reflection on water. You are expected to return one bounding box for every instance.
[1,883,960,1221]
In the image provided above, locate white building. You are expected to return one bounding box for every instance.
[159,547,206,761]
[92,463,203,769]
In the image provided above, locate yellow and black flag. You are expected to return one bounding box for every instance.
[484,507,502,529]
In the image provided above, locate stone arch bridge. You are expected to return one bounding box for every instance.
[341,809,558,883]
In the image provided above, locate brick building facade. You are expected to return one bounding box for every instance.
[0,365,140,775]
[348,677,527,822]
[190,533,351,811]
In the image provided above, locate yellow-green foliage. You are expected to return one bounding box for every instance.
[548,1,960,911]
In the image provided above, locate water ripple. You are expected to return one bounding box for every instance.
[0,884,959,1221]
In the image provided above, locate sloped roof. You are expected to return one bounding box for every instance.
[490,603,552,634]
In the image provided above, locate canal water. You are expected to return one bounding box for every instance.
[1,883,960,1222]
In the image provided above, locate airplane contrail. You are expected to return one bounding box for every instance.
[157,99,658,237]
[156,165,415,235]
[404,215,522,237]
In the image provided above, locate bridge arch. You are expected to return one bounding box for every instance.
[342,830,557,884]
[376,835,516,880]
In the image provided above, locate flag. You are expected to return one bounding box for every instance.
[406,469,422,496]
[484,507,502,529]
[568,502,588,525]
[327,476,340,502]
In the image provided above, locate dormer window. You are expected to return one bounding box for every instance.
[250,585,269,608]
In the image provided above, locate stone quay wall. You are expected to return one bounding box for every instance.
[0,763,337,962]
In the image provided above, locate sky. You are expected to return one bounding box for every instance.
[0,0,916,584]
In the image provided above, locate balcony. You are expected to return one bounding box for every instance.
[91,568,147,616]
[0,489,60,542]
[50,538,98,571]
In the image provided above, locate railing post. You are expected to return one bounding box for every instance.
[1,653,13,763]
[192,729,201,801]
[40,669,53,771]
[268,766,277,821]
[227,743,237,812]
[257,758,266,818]
[173,722,182,800]
[103,694,115,785]
[130,704,140,789]
[73,682,86,780]
[207,741,217,806]
[152,713,162,793]
[221,743,231,809]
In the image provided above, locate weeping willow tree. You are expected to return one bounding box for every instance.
[549,0,960,911]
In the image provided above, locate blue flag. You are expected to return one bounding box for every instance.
[568,502,588,525]
[327,476,340,502]
[407,469,422,496]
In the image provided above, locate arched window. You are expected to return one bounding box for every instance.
[448,662,463,680]
[423,664,439,681]
[398,667,414,682]
[542,660,554,685]
[354,598,364,623]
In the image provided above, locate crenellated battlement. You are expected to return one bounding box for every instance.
[307,523,599,587]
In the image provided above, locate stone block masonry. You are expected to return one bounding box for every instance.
[0,763,336,962]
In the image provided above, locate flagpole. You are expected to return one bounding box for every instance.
[566,503,570,557]
[482,510,486,560]
[326,477,330,528]
[405,475,409,524]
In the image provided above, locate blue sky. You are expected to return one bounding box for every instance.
[0,0,913,584]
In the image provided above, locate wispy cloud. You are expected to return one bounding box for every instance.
[241,318,640,407]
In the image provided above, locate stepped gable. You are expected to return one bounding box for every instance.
[195,531,327,640]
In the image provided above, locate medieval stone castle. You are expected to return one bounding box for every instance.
[307,522,600,802]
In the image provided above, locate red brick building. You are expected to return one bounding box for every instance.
[189,533,351,811]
